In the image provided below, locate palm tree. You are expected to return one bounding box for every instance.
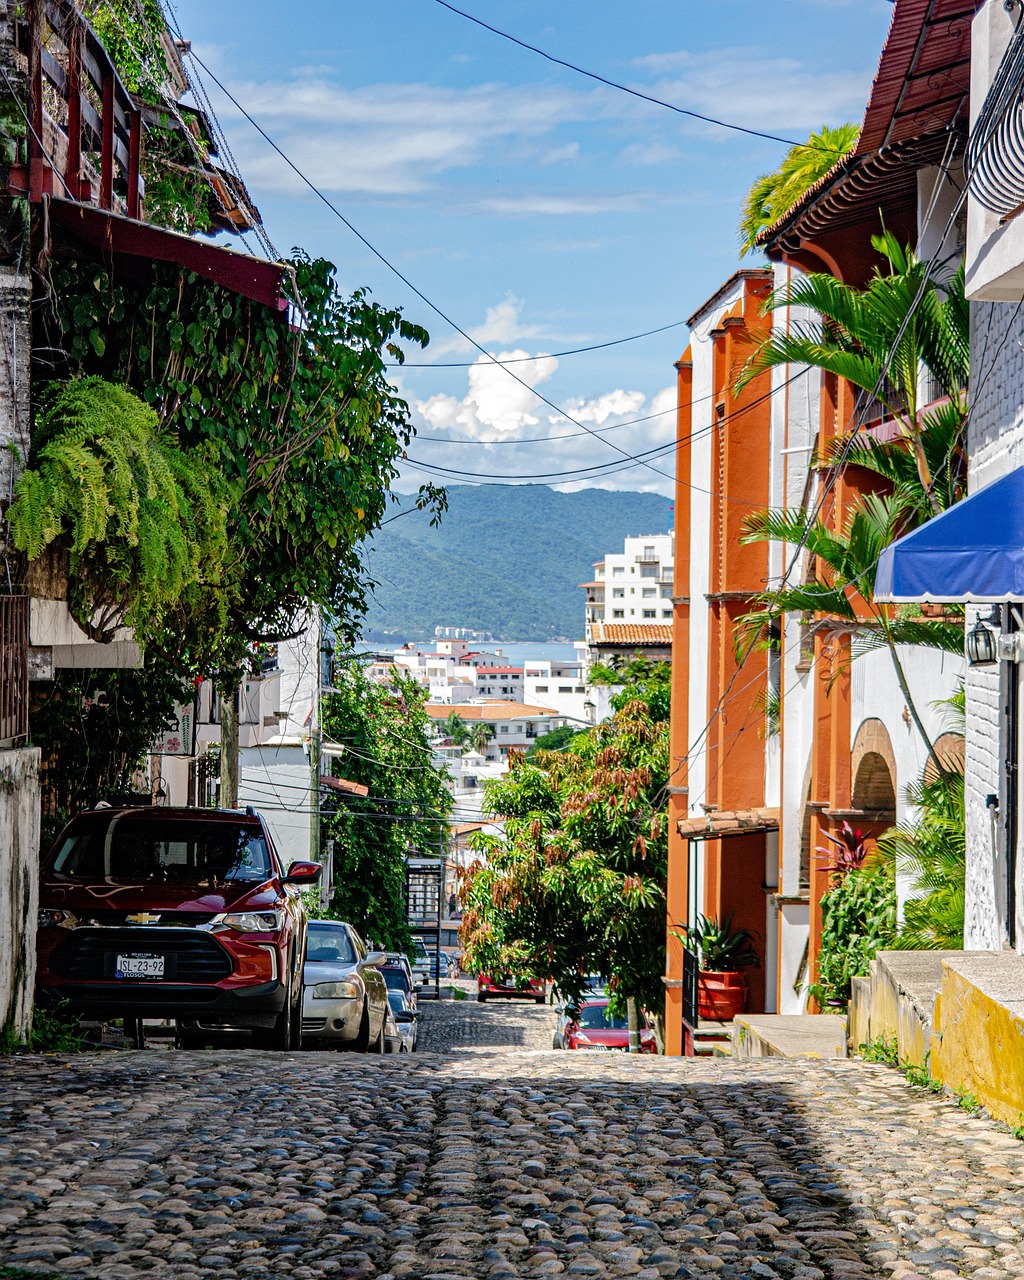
[736,232,969,515]
[468,723,493,755]
[443,711,469,746]
[739,124,860,256]
[738,492,962,770]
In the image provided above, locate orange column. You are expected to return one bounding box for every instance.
[665,350,693,1056]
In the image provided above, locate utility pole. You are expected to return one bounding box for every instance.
[220,686,239,809]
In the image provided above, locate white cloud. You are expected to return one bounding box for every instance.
[417,350,559,438]
[474,192,654,217]
[619,142,680,167]
[632,48,871,133]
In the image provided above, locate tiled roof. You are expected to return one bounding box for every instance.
[590,623,673,646]
[425,701,558,721]
[757,0,978,251]
[474,667,523,675]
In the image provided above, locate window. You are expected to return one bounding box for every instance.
[535,684,548,692]
[612,609,624,618]
[558,686,572,693]
[643,545,655,558]
[662,609,672,618]
[612,588,624,598]
[661,584,673,597]
[639,565,658,578]
[643,609,656,618]
[611,567,624,578]
[642,588,656,598]
[499,725,509,734]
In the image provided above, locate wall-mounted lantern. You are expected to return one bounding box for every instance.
[967,607,1001,667]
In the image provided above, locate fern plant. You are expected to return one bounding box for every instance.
[7,377,229,644]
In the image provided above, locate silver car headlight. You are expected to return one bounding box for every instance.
[312,980,361,1000]
[218,910,285,934]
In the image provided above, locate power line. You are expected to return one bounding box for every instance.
[186,49,677,488]
[431,0,814,150]
[391,318,687,368]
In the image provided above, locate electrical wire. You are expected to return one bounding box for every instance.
[431,0,815,150]
[391,318,688,368]
[185,49,678,488]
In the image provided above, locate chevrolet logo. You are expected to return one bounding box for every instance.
[126,912,161,925]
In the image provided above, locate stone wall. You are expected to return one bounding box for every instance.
[964,301,1024,951]
[0,747,40,1039]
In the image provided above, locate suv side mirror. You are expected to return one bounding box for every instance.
[395,1010,416,1023]
[362,950,387,967]
[283,860,322,885]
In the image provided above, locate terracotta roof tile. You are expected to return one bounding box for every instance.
[590,623,673,646]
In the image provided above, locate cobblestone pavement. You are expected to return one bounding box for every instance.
[2,1000,1024,1280]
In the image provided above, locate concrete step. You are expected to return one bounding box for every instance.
[859,950,979,1067]
[730,1013,848,1060]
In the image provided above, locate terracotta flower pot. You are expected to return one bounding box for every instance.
[697,970,746,1021]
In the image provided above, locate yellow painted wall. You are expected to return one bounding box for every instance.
[932,965,1024,1127]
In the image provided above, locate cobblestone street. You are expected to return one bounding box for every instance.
[2,998,1024,1280]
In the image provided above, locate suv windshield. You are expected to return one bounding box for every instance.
[306,924,357,965]
[51,817,271,884]
[381,967,412,993]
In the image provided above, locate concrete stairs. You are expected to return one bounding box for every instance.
[730,1013,848,1060]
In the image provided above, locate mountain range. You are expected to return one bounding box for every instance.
[361,484,674,642]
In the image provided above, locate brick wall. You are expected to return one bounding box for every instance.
[964,301,1024,950]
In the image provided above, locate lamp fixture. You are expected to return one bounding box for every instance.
[966,606,1001,667]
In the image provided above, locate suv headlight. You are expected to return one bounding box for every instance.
[218,910,285,934]
[38,908,76,930]
[312,980,361,1000]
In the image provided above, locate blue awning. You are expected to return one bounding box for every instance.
[875,468,1024,603]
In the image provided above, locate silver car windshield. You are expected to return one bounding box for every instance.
[306,924,357,965]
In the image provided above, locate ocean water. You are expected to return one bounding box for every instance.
[361,637,582,664]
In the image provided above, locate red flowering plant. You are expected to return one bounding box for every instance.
[816,821,869,876]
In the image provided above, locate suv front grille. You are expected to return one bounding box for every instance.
[49,928,233,983]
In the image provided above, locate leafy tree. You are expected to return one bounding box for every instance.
[737,492,962,768]
[526,724,582,759]
[737,233,969,514]
[739,124,860,255]
[38,253,441,675]
[459,665,670,1040]
[320,664,453,950]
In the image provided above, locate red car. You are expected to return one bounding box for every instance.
[35,807,321,1049]
[563,998,657,1052]
[477,972,546,1004]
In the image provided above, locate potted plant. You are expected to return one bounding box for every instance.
[680,913,760,1021]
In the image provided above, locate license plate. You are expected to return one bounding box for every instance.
[115,953,165,980]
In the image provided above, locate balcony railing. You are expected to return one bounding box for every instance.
[0,597,29,748]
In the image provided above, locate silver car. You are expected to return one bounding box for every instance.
[301,920,389,1051]
[387,989,418,1052]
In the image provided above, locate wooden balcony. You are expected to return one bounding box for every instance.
[0,596,29,749]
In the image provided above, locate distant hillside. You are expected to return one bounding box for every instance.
[362,484,673,642]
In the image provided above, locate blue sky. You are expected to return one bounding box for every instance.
[169,0,893,497]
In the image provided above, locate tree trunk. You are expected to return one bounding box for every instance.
[626,996,641,1054]
[879,619,949,780]
[220,686,239,809]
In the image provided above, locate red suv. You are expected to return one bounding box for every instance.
[477,973,547,1004]
[36,807,321,1049]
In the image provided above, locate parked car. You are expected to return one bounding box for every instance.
[409,937,431,985]
[477,973,546,1004]
[552,976,608,1049]
[301,920,389,1051]
[383,1003,405,1054]
[424,949,453,983]
[562,998,656,1053]
[35,806,320,1050]
[387,989,418,1052]
[380,954,417,1010]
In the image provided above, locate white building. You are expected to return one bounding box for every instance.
[584,533,674,631]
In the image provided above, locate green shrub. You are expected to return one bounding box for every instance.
[813,862,896,1006]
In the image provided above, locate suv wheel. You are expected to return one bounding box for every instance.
[477,992,487,1003]
[254,970,300,1051]
[349,1002,371,1052]
[368,1015,385,1055]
